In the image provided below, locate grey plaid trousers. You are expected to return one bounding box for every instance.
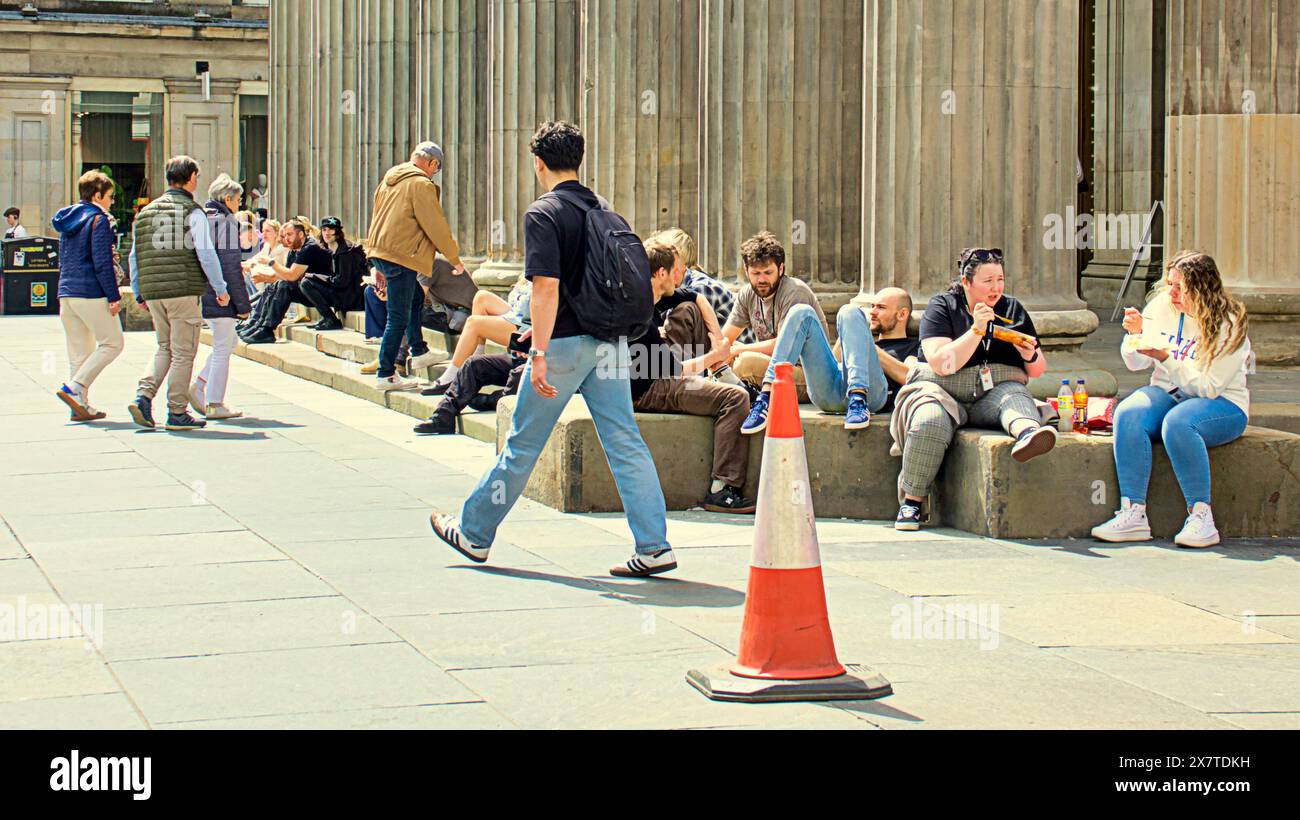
[899,364,1041,499]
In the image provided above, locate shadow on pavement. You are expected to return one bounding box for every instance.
[451,565,745,608]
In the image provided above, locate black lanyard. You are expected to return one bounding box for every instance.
[758,276,783,336]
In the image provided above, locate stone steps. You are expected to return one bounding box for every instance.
[199,322,499,445]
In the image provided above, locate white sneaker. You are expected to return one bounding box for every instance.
[189,380,209,416]
[1091,498,1152,543]
[1175,502,1220,549]
[407,350,443,372]
[430,513,489,563]
[205,403,243,420]
[376,375,419,392]
[609,548,677,578]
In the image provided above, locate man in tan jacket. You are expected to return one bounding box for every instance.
[366,141,466,390]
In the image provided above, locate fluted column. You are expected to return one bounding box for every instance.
[861,0,1110,395]
[1166,0,1300,365]
[1080,0,1167,309]
[580,0,700,239]
[477,0,581,289]
[413,0,490,262]
[699,0,864,305]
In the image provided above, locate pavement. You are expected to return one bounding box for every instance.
[1,315,1298,730]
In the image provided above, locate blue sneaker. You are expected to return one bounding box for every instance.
[844,391,871,430]
[127,395,155,429]
[741,391,771,435]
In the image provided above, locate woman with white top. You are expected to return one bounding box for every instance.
[1093,251,1252,548]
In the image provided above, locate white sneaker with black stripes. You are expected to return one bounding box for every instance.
[609,548,677,578]
[429,512,489,563]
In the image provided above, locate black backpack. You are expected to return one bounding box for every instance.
[549,189,654,342]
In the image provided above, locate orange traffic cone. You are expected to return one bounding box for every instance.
[687,363,892,702]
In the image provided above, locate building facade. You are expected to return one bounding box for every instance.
[267,1,1300,368]
[0,0,269,235]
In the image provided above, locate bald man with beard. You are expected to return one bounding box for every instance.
[741,286,921,434]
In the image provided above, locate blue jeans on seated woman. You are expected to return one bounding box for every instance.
[761,303,888,413]
[1113,385,1247,508]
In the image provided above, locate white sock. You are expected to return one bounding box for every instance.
[437,364,460,385]
[710,479,726,494]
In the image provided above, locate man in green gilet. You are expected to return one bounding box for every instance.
[127,156,231,431]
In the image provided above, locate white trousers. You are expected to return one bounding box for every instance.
[197,317,237,404]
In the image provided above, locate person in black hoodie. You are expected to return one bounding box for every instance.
[190,175,253,420]
[51,170,124,421]
[303,215,366,330]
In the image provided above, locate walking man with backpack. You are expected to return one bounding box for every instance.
[429,121,677,578]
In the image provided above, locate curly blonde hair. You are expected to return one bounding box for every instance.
[1163,250,1249,369]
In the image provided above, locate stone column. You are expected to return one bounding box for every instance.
[1080,0,1167,310]
[860,0,1112,396]
[477,0,581,290]
[580,0,701,240]
[1165,0,1300,365]
[413,0,490,263]
[699,0,864,310]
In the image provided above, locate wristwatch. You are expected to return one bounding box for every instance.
[527,349,546,359]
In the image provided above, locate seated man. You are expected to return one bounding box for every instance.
[741,286,920,434]
[239,220,336,343]
[413,351,526,435]
[720,231,827,402]
[633,240,756,514]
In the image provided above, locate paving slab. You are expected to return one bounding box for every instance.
[0,639,120,703]
[46,560,335,611]
[113,643,481,724]
[26,531,284,573]
[101,596,398,662]
[385,604,717,670]
[5,505,245,545]
[942,591,1296,648]
[0,693,146,730]
[158,702,515,730]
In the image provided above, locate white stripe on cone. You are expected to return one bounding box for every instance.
[750,436,822,570]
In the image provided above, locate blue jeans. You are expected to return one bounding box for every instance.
[372,259,428,378]
[762,303,888,413]
[1113,385,1247,507]
[459,334,669,553]
[363,285,387,338]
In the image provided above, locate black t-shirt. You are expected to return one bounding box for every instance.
[289,237,333,280]
[654,288,698,325]
[523,181,604,340]
[627,324,682,402]
[918,290,1037,371]
[878,336,921,413]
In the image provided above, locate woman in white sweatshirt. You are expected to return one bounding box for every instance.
[1093,251,1252,548]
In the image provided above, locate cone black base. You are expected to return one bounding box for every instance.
[686,663,893,703]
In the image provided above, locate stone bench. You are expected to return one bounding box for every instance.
[495,396,1300,539]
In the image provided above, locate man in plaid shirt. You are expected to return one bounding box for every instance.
[655,228,755,345]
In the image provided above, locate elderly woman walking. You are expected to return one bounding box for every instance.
[190,174,252,420]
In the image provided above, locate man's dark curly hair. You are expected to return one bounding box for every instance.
[740,231,786,271]
[530,121,585,172]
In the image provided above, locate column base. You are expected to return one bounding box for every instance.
[471,259,524,296]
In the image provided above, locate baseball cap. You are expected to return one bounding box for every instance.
[412,141,445,169]
[320,216,343,230]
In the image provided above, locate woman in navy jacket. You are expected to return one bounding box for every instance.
[190,174,253,420]
[52,170,123,421]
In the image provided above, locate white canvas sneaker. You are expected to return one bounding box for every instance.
[376,374,419,392]
[1174,502,1220,548]
[407,350,443,372]
[1091,498,1152,543]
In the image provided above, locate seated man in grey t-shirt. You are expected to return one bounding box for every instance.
[720,231,826,403]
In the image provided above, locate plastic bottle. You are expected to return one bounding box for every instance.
[1073,379,1089,435]
[1056,379,1074,434]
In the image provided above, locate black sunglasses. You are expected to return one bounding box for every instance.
[959,247,1003,267]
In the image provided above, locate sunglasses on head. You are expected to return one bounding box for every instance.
[959,247,1004,268]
